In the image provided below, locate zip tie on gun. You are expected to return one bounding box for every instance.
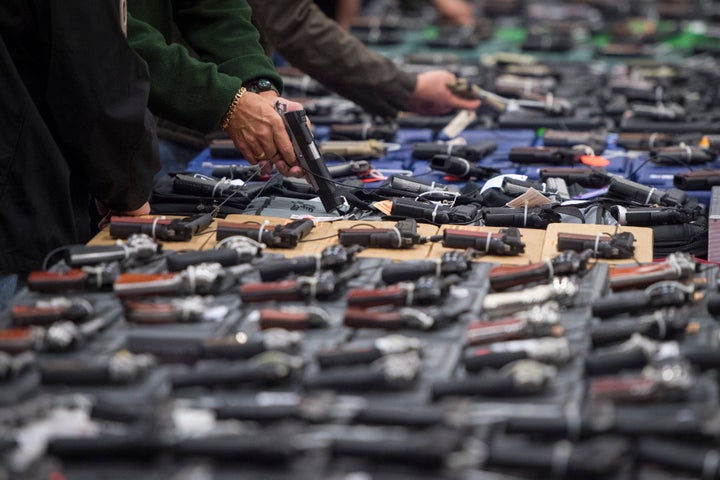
[257,220,270,243]
[550,440,572,479]
[150,217,163,240]
[594,233,603,257]
[545,258,555,282]
[645,187,657,205]
[702,449,720,480]
[391,226,402,248]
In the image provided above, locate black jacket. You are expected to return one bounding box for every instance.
[0,0,160,273]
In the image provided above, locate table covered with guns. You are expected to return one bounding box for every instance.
[8,1,720,479]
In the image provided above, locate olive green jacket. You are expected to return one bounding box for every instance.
[127,0,282,132]
[249,0,417,118]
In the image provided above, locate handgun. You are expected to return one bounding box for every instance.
[326,160,373,178]
[590,360,694,402]
[539,167,611,189]
[239,271,337,302]
[616,132,689,151]
[347,276,458,307]
[123,296,217,324]
[319,140,387,159]
[11,297,94,326]
[343,306,436,330]
[590,307,692,347]
[200,329,303,360]
[40,350,156,385]
[0,316,115,353]
[64,234,161,267]
[649,146,716,165]
[412,141,498,161]
[440,227,525,255]
[673,169,720,190]
[279,104,348,213]
[315,335,424,368]
[630,102,686,122]
[465,302,563,344]
[431,359,556,400]
[463,337,571,371]
[390,198,479,224]
[170,351,302,389]
[483,279,578,316]
[329,122,398,142]
[338,219,430,249]
[482,206,562,229]
[27,264,120,293]
[255,306,331,330]
[215,218,314,248]
[488,250,592,292]
[303,352,421,391]
[508,146,588,166]
[606,176,687,207]
[500,177,569,201]
[114,263,252,297]
[610,205,697,226]
[607,252,696,290]
[592,281,699,319]
[380,250,470,284]
[172,173,246,198]
[556,231,635,259]
[210,163,263,180]
[109,214,213,241]
[377,175,460,202]
[542,129,607,153]
[255,244,362,282]
[429,155,500,180]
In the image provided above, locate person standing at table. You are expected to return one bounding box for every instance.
[250,0,481,119]
[127,0,305,178]
[0,0,160,307]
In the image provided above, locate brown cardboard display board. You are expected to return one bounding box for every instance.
[429,226,546,264]
[87,216,215,251]
[211,214,337,256]
[541,223,653,264]
[323,220,440,260]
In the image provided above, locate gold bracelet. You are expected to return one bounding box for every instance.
[220,86,247,130]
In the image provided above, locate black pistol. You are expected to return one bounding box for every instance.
[279,104,348,213]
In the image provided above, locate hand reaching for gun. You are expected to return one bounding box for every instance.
[407,71,481,115]
[224,90,305,177]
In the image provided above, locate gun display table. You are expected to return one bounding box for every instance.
[6,5,720,479]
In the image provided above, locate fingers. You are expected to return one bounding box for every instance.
[448,96,481,111]
[225,93,309,178]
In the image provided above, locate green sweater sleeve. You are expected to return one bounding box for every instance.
[172,0,282,89]
[127,0,281,133]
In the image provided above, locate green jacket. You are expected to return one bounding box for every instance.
[127,0,282,133]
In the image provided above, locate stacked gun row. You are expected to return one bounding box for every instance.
[2,220,720,479]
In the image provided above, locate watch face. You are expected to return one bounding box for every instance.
[256,79,272,91]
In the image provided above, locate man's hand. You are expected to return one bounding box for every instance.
[432,0,475,26]
[225,90,304,177]
[406,70,481,115]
